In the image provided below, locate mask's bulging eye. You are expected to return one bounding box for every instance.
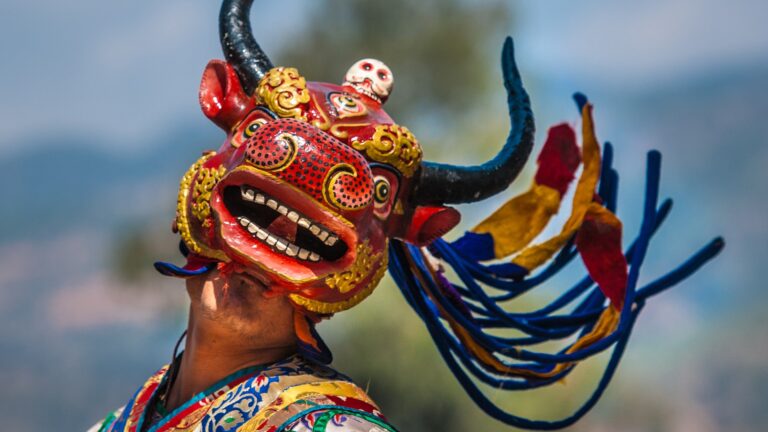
[374,176,391,204]
[243,119,267,139]
[341,96,358,108]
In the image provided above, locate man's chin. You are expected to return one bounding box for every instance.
[197,271,259,318]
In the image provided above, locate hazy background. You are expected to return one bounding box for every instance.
[1,0,766,430]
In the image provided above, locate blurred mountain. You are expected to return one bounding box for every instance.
[0,121,222,243]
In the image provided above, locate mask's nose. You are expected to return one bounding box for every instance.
[244,119,374,212]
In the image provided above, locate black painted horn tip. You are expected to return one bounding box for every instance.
[501,37,522,83]
[503,36,515,51]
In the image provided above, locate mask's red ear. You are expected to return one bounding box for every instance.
[403,206,461,246]
[199,60,256,130]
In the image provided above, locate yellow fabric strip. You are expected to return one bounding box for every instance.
[472,183,562,259]
[240,381,375,431]
[512,104,601,271]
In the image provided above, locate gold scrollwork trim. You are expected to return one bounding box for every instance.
[176,153,229,262]
[257,67,310,120]
[177,154,213,255]
[329,122,370,141]
[351,124,422,177]
[289,241,389,314]
[325,241,383,294]
[322,163,371,212]
[191,165,227,227]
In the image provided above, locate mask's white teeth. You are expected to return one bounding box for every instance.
[235,187,347,262]
[239,219,335,262]
[244,221,267,240]
[298,218,311,229]
[242,187,255,201]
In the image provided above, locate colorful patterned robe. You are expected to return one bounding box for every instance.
[89,355,396,432]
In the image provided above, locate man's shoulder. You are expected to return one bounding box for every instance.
[209,357,395,431]
[89,356,396,431]
[235,379,396,432]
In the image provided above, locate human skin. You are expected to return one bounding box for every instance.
[165,267,298,411]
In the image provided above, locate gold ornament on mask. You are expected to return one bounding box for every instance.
[289,240,388,314]
[351,124,422,177]
[257,67,310,120]
[191,164,227,227]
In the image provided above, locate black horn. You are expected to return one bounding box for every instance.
[411,37,535,205]
[220,0,274,95]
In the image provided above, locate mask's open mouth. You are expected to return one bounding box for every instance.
[223,185,349,262]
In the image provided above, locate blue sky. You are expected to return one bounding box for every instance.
[520,0,768,87]
[1,0,766,154]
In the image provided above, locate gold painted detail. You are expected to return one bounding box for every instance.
[289,241,389,314]
[257,67,310,120]
[177,153,214,254]
[322,163,372,211]
[329,121,371,141]
[326,241,383,294]
[191,164,227,227]
[351,124,422,177]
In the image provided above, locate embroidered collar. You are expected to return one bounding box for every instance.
[109,355,296,432]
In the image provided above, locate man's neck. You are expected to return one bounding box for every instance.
[165,308,297,412]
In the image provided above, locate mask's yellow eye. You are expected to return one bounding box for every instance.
[340,96,358,108]
[374,177,390,204]
[243,119,267,139]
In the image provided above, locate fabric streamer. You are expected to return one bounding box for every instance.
[388,94,724,429]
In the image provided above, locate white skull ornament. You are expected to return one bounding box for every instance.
[343,58,394,104]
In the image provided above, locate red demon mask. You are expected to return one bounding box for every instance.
[159,1,534,321]
[171,54,478,316]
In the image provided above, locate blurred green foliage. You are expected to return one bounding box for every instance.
[279,0,512,122]
[111,223,179,284]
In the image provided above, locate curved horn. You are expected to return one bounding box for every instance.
[411,37,535,205]
[219,0,274,95]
